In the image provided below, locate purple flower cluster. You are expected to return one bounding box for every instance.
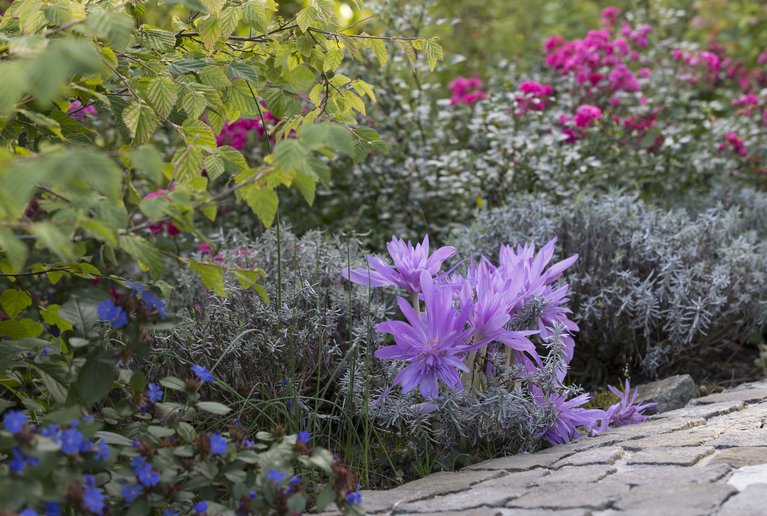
[343,235,653,444]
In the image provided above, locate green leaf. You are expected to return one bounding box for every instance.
[182,119,218,150]
[244,186,279,228]
[85,9,134,52]
[131,145,165,183]
[96,431,135,446]
[424,37,444,71]
[75,349,114,405]
[172,146,204,185]
[0,229,28,273]
[323,48,344,72]
[137,27,177,52]
[0,319,43,339]
[146,77,179,119]
[198,15,221,51]
[119,235,165,276]
[58,296,100,337]
[296,7,320,32]
[204,155,226,181]
[181,91,208,120]
[160,376,186,391]
[226,62,260,84]
[0,289,32,319]
[226,79,259,116]
[315,484,336,511]
[196,401,231,415]
[40,304,74,333]
[299,122,355,156]
[0,62,29,114]
[29,223,76,261]
[123,102,160,145]
[369,38,389,68]
[188,260,226,296]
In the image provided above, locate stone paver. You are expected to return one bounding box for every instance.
[612,483,736,513]
[507,480,629,510]
[717,484,767,516]
[625,446,715,466]
[330,379,767,516]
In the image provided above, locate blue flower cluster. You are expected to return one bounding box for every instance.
[96,281,167,329]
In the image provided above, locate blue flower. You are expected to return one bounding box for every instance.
[40,347,53,356]
[162,511,179,516]
[3,410,27,433]
[121,483,143,503]
[209,433,227,455]
[44,501,61,516]
[193,501,208,514]
[94,439,110,462]
[296,430,311,444]
[146,383,163,404]
[9,448,27,474]
[126,282,167,319]
[19,509,37,516]
[97,299,128,329]
[266,469,286,483]
[247,491,257,500]
[60,428,84,455]
[83,485,105,514]
[41,424,61,442]
[191,365,214,383]
[131,458,160,487]
[346,484,362,506]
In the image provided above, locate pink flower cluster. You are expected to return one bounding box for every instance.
[544,9,649,96]
[216,112,276,151]
[449,76,487,106]
[732,93,760,115]
[516,81,554,114]
[718,132,748,158]
[559,105,602,142]
[67,101,98,122]
[143,188,180,236]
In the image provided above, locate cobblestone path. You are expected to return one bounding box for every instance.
[335,379,767,515]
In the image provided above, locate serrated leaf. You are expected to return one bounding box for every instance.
[30,223,76,261]
[203,155,226,181]
[323,48,344,72]
[181,91,207,120]
[198,16,221,51]
[119,235,165,275]
[40,304,74,333]
[137,27,177,52]
[424,37,444,71]
[296,7,320,32]
[123,102,160,145]
[396,39,416,64]
[226,79,259,116]
[0,229,28,272]
[85,9,134,52]
[368,38,389,68]
[188,260,226,296]
[131,145,164,183]
[182,119,218,149]
[0,289,32,319]
[146,77,179,119]
[243,186,279,228]
[219,6,240,39]
[172,146,204,184]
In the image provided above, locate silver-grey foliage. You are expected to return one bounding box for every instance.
[453,193,767,381]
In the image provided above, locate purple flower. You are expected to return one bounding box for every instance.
[375,271,475,399]
[3,410,27,433]
[194,501,208,514]
[267,469,286,483]
[537,389,606,446]
[9,447,28,473]
[192,365,214,383]
[121,483,143,503]
[94,439,110,461]
[60,428,85,455]
[97,299,128,329]
[346,484,362,506]
[597,379,655,431]
[209,433,227,455]
[296,430,311,444]
[342,235,455,294]
[44,502,61,516]
[146,383,163,404]
[19,509,37,516]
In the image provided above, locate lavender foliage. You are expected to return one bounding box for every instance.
[453,193,767,381]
